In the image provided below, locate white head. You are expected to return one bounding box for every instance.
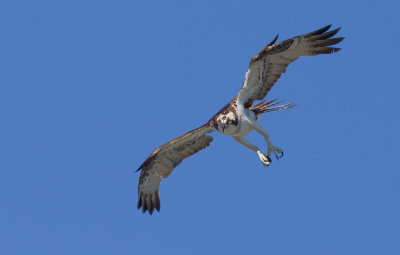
[215,111,238,135]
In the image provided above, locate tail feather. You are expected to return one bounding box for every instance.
[250,99,296,118]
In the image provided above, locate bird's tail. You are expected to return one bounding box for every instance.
[250,99,297,118]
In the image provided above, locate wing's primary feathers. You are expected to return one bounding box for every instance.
[137,124,214,214]
[237,25,344,107]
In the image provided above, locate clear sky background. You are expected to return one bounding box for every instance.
[1,0,399,254]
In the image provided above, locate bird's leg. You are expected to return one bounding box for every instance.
[250,122,284,160]
[264,133,284,160]
[233,136,271,167]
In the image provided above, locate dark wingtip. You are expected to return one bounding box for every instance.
[155,193,161,212]
[137,192,161,215]
[313,37,345,48]
[136,163,144,172]
[141,195,148,213]
[267,34,279,46]
[307,25,332,36]
[321,24,332,31]
[137,195,142,209]
[314,27,342,40]
[314,47,341,54]
[336,37,345,43]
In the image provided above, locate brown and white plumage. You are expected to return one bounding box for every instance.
[238,25,343,107]
[137,25,343,214]
[136,124,214,214]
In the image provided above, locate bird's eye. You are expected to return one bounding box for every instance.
[217,120,221,125]
[228,119,232,124]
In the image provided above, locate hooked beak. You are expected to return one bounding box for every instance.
[221,124,226,133]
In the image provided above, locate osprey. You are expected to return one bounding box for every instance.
[136,25,343,214]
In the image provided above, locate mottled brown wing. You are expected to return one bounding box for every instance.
[137,124,214,214]
[237,25,344,108]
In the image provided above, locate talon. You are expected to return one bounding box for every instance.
[275,151,284,160]
[268,146,284,161]
[257,151,271,167]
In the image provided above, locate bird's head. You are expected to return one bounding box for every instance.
[215,112,238,135]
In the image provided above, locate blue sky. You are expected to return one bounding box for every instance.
[1,0,399,254]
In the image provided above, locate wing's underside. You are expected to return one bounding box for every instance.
[237,25,344,107]
[137,124,214,214]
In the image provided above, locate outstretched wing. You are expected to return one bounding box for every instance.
[137,124,214,214]
[237,25,344,107]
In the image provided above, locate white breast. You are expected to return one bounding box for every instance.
[234,107,256,137]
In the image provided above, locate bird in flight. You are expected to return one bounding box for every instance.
[136,25,343,214]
